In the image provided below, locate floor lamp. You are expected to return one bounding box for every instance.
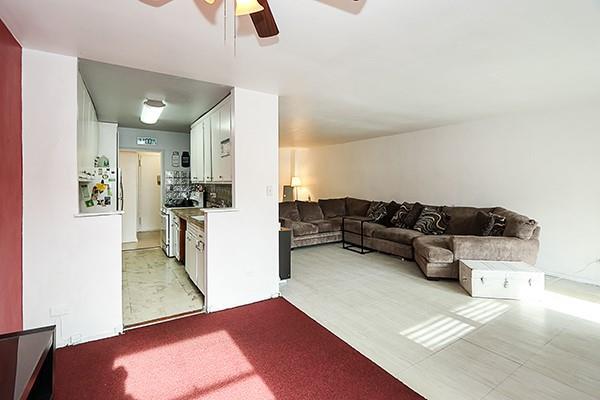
[291,176,302,201]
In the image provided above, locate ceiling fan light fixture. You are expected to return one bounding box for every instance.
[235,0,264,16]
[203,0,215,4]
[141,99,166,125]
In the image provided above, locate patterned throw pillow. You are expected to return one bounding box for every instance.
[403,202,425,229]
[489,214,507,236]
[413,207,449,235]
[367,201,388,223]
[379,201,402,227]
[390,202,413,228]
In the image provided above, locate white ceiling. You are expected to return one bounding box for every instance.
[79,59,231,132]
[2,0,600,146]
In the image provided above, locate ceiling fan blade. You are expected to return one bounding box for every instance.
[250,0,279,38]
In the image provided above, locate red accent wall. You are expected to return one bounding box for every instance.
[0,18,23,334]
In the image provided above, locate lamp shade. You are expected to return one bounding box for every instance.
[140,99,166,124]
[235,0,264,16]
[291,176,302,187]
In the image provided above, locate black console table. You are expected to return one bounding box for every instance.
[0,326,55,400]
[279,228,292,280]
[342,216,374,254]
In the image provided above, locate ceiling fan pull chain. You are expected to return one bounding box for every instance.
[233,1,237,57]
[223,0,227,46]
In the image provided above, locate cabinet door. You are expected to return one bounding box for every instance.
[205,114,217,182]
[196,239,206,295]
[219,99,232,182]
[190,123,204,183]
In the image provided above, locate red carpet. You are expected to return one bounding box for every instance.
[56,298,424,400]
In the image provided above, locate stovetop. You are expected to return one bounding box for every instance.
[163,199,199,208]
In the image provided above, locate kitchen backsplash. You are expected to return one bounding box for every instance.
[197,183,232,208]
[165,170,193,202]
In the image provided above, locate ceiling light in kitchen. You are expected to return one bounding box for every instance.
[140,99,166,124]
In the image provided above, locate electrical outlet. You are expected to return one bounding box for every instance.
[70,333,83,345]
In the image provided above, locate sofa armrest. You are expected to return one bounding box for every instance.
[451,236,539,265]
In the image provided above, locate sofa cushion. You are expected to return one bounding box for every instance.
[443,206,494,235]
[290,221,319,236]
[373,227,423,245]
[475,211,496,236]
[493,207,537,240]
[297,201,325,222]
[311,219,335,233]
[367,201,388,223]
[489,214,507,236]
[413,236,454,263]
[390,202,412,228]
[378,201,402,227]
[318,198,346,218]
[413,207,450,235]
[343,218,385,237]
[279,202,301,221]
[403,202,424,229]
[346,198,371,217]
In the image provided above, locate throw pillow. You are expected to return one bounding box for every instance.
[489,214,507,236]
[379,201,402,227]
[367,201,388,223]
[474,211,496,236]
[390,202,413,228]
[413,207,449,235]
[403,202,424,229]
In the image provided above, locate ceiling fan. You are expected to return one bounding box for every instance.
[149,0,361,39]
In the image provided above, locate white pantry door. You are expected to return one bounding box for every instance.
[120,151,138,243]
[137,152,162,232]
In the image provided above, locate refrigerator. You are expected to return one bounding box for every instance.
[79,166,118,213]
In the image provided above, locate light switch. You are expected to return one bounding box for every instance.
[266,185,273,197]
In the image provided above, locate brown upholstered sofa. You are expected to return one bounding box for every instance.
[279,198,540,280]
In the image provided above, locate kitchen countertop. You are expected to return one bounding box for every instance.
[172,208,205,230]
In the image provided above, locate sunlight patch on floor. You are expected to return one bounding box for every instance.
[400,315,476,351]
[113,330,275,400]
[541,290,600,324]
[453,300,510,324]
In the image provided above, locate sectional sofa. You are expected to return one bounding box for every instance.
[279,198,540,279]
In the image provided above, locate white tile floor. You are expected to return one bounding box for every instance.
[122,248,203,326]
[280,244,600,400]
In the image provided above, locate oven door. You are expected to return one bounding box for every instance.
[160,211,170,255]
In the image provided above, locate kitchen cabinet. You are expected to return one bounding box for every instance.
[212,99,232,182]
[77,73,99,176]
[190,94,232,183]
[184,222,206,295]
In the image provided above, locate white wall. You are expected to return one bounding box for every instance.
[205,88,279,312]
[294,104,600,285]
[22,49,122,347]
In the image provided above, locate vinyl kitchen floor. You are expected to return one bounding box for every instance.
[280,244,600,400]
[122,248,204,327]
[122,230,161,251]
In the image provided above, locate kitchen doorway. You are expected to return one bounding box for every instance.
[120,150,204,327]
[120,150,162,250]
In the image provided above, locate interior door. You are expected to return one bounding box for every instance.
[120,151,138,243]
[138,152,162,232]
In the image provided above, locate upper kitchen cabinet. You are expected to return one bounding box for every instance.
[213,98,232,182]
[190,120,204,182]
[190,94,233,184]
[77,73,99,176]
